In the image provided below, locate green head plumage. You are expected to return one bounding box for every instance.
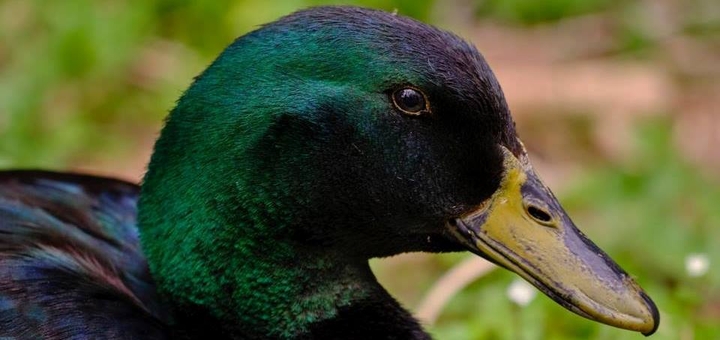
[138,6,658,339]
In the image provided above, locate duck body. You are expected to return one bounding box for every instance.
[0,171,167,338]
[0,6,658,340]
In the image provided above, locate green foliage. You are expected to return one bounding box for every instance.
[560,120,720,338]
[0,0,164,168]
[474,0,613,25]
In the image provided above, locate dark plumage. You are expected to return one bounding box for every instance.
[0,172,166,338]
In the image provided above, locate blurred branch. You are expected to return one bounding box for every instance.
[416,256,496,325]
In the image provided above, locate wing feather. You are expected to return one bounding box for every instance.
[0,171,169,339]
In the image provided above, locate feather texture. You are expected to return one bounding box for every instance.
[0,171,168,339]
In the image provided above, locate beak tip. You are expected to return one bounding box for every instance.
[640,291,660,336]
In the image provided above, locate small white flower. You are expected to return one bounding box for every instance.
[507,279,536,307]
[685,253,710,277]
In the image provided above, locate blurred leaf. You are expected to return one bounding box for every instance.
[474,0,613,25]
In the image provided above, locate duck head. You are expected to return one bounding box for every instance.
[139,6,658,336]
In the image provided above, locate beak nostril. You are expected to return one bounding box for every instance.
[527,205,552,223]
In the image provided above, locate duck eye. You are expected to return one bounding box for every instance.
[392,87,428,115]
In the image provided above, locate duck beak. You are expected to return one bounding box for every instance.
[448,145,659,335]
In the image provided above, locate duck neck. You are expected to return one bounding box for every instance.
[138,170,428,339]
[143,218,427,338]
[169,250,428,339]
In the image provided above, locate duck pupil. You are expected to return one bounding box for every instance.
[396,88,425,113]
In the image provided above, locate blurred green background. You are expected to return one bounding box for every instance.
[1,0,718,339]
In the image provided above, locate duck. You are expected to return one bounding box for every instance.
[0,6,659,340]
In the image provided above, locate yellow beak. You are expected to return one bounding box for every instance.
[449,146,659,335]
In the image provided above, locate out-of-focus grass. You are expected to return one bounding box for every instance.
[561,120,720,339]
[475,0,613,24]
[2,0,718,339]
[474,0,720,56]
